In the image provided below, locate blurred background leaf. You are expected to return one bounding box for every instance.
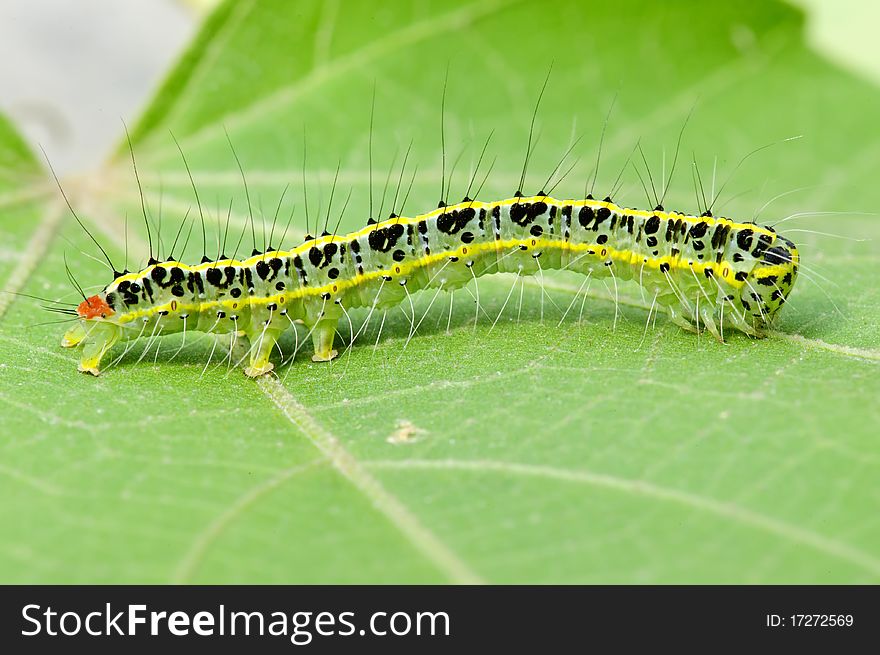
[0,0,878,583]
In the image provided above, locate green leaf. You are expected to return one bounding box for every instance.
[2,0,879,583]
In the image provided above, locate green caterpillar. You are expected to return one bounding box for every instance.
[63,194,799,376]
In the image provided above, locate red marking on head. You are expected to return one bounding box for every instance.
[77,295,113,319]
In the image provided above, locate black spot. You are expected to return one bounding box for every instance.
[751,234,774,258]
[169,267,185,283]
[206,267,222,286]
[437,208,475,234]
[509,203,529,226]
[171,286,185,297]
[530,224,543,237]
[529,201,548,219]
[764,246,791,265]
[392,249,406,262]
[732,253,744,263]
[223,266,236,287]
[189,272,204,296]
[736,228,754,250]
[704,268,714,278]
[460,231,474,244]
[328,268,339,279]
[151,267,167,283]
[309,246,323,266]
[595,207,611,228]
[659,262,670,273]
[692,240,705,251]
[230,287,242,298]
[578,206,594,228]
[689,221,709,238]
[644,215,660,234]
[674,219,686,241]
[735,271,748,282]
[757,275,778,287]
[596,234,608,244]
[711,224,731,249]
[275,281,285,290]
[646,236,658,248]
[782,272,793,285]
[350,239,360,253]
[418,220,428,235]
[130,282,141,294]
[255,260,270,279]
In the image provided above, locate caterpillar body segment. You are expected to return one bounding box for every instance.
[65,196,799,376]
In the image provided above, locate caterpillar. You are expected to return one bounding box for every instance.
[61,190,800,376]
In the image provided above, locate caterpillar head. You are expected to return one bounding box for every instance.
[62,292,121,374]
[76,294,115,320]
[739,235,799,328]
